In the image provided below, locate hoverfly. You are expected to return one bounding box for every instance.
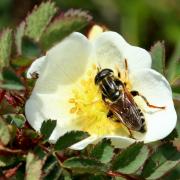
[94,59,165,137]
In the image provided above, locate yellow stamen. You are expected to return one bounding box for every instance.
[69,65,130,136]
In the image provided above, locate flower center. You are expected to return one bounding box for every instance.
[69,64,130,136]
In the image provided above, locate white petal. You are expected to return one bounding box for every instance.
[25,32,92,140]
[70,136,100,150]
[93,31,151,72]
[33,32,92,94]
[129,69,177,142]
[26,56,46,79]
[25,92,81,140]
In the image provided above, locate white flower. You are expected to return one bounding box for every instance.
[25,31,177,150]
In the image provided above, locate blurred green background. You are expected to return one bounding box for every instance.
[0,0,179,59]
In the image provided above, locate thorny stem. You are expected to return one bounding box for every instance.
[107,170,143,180]
[0,144,24,155]
[3,163,22,179]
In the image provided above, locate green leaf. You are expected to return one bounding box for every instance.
[0,117,10,145]
[5,114,26,128]
[112,142,149,174]
[142,142,180,179]
[169,60,180,85]
[54,131,89,151]
[0,29,12,69]
[26,152,43,180]
[163,164,180,180]
[167,42,180,85]
[11,56,32,67]
[63,170,72,180]
[22,37,42,58]
[15,22,25,55]
[63,157,107,175]
[40,119,56,141]
[0,67,24,90]
[40,9,92,50]
[0,155,18,167]
[43,155,62,180]
[90,139,114,163]
[150,41,165,75]
[25,1,57,41]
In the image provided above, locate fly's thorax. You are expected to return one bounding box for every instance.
[100,76,124,102]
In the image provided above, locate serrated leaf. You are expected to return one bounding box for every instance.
[173,138,180,152]
[0,29,12,69]
[11,56,32,67]
[163,163,180,180]
[167,42,180,84]
[54,131,89,151]
[63,170,72,180]
[151,41,165,75]
[15,22,25,55]
[22,37,41,58]
[63,157,107,175]
[25,1,57,41]
[90,139,114,163]
[43,155,62,180]
[40,119,56,141]
[0,155,18,167]
[142,142,180,179]
[0,67,24,90]
[5,114,26,128]
[170,60,180,85]
[40,9,92,50]
[26,153,42,180]
[87,175,110,180]
[112,142,149,174]
[33,146,47,159]
[0,117,10,145]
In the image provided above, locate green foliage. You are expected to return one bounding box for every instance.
[40,9,92,50]
[0,29,12,69]
[43,155,62,180]
[40,119,57,141]
[142,142,180,179]
[90,139,114,163]
[54,131,89,151]
[167,42,180,85]
[0,117,10,145]
[15,22,25,55]
[63,157,107,175]
[25,1,57,41]
[0,155,18,167]
[151,41,165,75]
[26,153,43,180]
[5,114,26,128]
[0,67,24,90]
[112,142,149,174]
[0,1,179,179]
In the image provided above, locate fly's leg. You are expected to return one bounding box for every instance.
[115,59,129,82]
[124,58,129,83]
[115,65,121,78]
[107,110,113,118]
[131,90,166,109]
[113,118,135,139]
[116,59,129,86]
[102,94,106,102]
[126,126,135,139]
